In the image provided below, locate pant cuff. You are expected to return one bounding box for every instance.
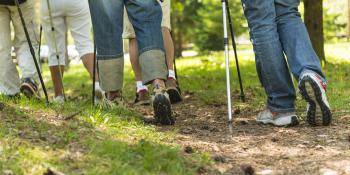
[98,58,124,91]
[268,106,295,113]
[139,50,167,84]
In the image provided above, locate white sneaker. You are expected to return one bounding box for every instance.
[53,96,65,105]
[256,109,299,126]
[299,72,332,126]
[94,83,105,105]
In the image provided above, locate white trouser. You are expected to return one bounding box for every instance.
[0,0,39,95]
[41,0,94,66]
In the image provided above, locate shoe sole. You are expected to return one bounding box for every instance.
[167,88,182,104]
[153,94,174,125]
[299,77,332,126]
[257,116,299,127]
[20,83,38,98]
[134,100,151,106]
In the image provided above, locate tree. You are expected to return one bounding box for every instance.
[304,0,326,64]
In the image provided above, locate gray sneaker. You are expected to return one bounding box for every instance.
[256,109,299,126]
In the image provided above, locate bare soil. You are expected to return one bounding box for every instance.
[133,98,350,175]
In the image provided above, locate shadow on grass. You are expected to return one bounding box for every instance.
[0,101,208,175]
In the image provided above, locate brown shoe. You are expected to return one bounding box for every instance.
[152,84,174,125]
[166,78,182,104]
[134,89,150,106]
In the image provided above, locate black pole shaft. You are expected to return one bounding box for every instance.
[38,25,43,73]
[15,0,49,104]
[92,44,97,106]
[224,0,245,102]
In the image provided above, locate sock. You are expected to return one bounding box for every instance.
[95,82,104,92]
[168,69,176,80]
[136,81,147,93]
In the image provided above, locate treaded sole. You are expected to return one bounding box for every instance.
[20,83,37,98]
[153,94,174,125]
[299,77,332,126]
[167,88,182,104]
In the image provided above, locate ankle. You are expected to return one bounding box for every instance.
[107,91,121,101]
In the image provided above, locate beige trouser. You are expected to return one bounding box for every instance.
[41,0,94,66]
[0,0,39,95]
[122,0,171,39]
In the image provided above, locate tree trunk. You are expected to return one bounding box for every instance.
[348,0,350,41]
[304,0,326,64]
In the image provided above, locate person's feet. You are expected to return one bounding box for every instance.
[256,109,299,127]
[152,80,174,125]
[134,89,150,106]
[20,78,39,98]
[299,72,332,126]
[53,96,65,104]
[166,78,182,104]
[104,91,124,109]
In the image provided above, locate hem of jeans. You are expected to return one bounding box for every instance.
[299,69,327,83]
[139,47,164,55]
[97,53,124,60]
[268,106,295,113]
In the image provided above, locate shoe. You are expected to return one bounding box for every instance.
[94,87,105,105]
[152,84,174,125]
[166,78,182,104]
[20,78,39,98]
[256,109,299,127]
[299,72,332,126]
[134,89,150,106]
[53,96,65,105]
[103,91,124,109]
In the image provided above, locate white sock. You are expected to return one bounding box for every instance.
[168,69,176,79]
[95,82,104,92]
[136,81,147,93]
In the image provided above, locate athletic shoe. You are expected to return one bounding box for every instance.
[256,109,299,127]
[53,96,65,105]
[134,89,150,106]
[151,84,174,125]
[166,78,182,104]
[299,72,332,126]
[20,78,39,98]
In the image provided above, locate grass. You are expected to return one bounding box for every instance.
[1,42,350,174]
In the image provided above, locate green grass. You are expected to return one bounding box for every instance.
[1,42,350,174]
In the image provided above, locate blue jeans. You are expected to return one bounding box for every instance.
[88,0,167,91]
[241,0,325,112]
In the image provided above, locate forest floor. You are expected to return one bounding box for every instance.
[1,43,350,175]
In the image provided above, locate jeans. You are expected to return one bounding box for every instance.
[88,0,167,91]
[0,0,39,95]
[241,0,325,112]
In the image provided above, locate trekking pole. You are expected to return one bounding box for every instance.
[14,0,49,104]
[225,0,245,102]
[38,25,43,72]
[46,0,66,99]
[222,0,233,132]
[92,43,97,106]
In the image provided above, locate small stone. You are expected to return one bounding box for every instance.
[271,137,279,142]
[184,146,194,154]
[0,102,5,111]
[240,164,255,175]
[213,155,226,163]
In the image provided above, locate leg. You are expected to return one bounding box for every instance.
[275,0,331,126]
[241,0,296,112]
[41,0,66,97]
[10,0,40,97]
[126,0,173,125]
[275,0,324,79]
[88,0,124,101]
[66,0,98,81]
[0,7,21,95]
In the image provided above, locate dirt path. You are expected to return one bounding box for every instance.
[134,100,350,175]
